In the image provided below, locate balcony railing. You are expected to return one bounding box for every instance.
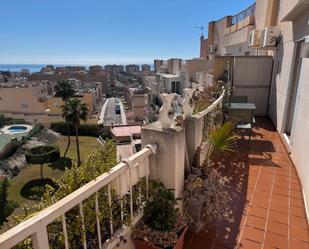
[185,87,226,166]
[0,82,226,249]
[0,145,157,249]
[231,3,256,26]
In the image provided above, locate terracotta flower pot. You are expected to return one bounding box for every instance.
[133,226,188,249]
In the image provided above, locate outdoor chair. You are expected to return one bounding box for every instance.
[229,107,255,142]
[229,95,256,123]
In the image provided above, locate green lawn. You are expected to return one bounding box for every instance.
[8,136,101,209]
[55,135,101,161]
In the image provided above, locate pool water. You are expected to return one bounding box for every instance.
[7,126,27,133]
[0,125,32,152]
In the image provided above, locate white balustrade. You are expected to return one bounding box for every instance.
[192,87,225,119]
[0,144,157,249]
[0,87,226,249]
[185,88,226,165]
[182,88,195,117]
[159,93,176,129]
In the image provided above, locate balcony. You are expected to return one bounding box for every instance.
[185,118,309,248]
[224,25,255,47]
[224,3,256,48]
[0,87,308,249]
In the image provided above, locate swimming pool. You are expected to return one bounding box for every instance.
[7,126,28,134]
[1,124,33,135]
[0,125,33,152]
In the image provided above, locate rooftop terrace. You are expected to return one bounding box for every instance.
[185,118,309,249]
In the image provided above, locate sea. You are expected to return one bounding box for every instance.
[0,64,85,73]
[0,64,154,73]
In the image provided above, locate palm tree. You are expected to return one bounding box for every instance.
[54,80,75,157]
[61,98,89,166]
[0,113,5,128]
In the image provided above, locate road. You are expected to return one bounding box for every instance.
[98,98,127,126]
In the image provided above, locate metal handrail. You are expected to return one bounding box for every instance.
[231,3,256,26]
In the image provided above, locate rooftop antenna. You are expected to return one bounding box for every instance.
[195,26,204,37]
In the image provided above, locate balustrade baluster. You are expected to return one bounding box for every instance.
[79,202,87,249]
[61,214,69,249]
[95,192,102,249]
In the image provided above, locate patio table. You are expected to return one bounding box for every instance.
[228,102,256,124]
[228,102,257,141]
[229,103,256,111]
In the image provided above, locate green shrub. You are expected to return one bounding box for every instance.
[50,122,102,137]
[26,123,44,138]
[20,179,57,200]
[0,114,27,128]
[132,181,185,248]
[143,181,179,232]
[3,118,27,127]
[38,140,118,248]
[0,139,21,159]
[25,146,60,165]
[0,178,18,225]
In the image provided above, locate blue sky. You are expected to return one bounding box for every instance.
[0,0,254,65]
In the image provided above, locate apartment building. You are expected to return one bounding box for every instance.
[125,64,140,74]
[46,93,95,117]
[201,0,309,211]
[124,87,148,122]
[145,58,212,96]
[154,59,164,73]
[141,64,151,72]
[0,80,99,124]
[0,84,47,115]
[104,64,124,74]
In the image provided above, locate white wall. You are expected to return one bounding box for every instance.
[290,58,309,210]
[268,3,309,211]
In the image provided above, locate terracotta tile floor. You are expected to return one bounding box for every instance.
[185,118,309,249]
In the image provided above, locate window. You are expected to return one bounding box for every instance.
[21,103,29,108]
[171,81,181,94]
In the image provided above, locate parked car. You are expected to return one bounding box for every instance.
[115,105,121,114]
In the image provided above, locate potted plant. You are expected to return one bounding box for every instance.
[132,181,188,249]
[184,122,237,233]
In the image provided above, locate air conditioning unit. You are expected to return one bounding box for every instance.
[208,45,217,54]
[248,30,262,48]
[261,26,281,48]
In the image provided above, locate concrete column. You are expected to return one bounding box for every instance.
[184,117,203,166]
[141,122,185,199]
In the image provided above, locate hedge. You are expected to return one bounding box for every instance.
[0,117,27,128]
[0,139,20,160]
[51,122,111,138]
[25,145,60,165]
[24,123,44,139]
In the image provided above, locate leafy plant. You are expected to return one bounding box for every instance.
[50,122,105,137]
[186,99,237,233]
[12,141,118,249]
[25,145,60,179]
[144,181,178,232]
[132,181,186,248]
[192,85,219,115]
[207,121,237,159]
[184,161,234,233]
[0,178,18,225]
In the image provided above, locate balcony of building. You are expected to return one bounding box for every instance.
[224,3,256,49]
[0,85,308,249]
[185,117,309,249]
